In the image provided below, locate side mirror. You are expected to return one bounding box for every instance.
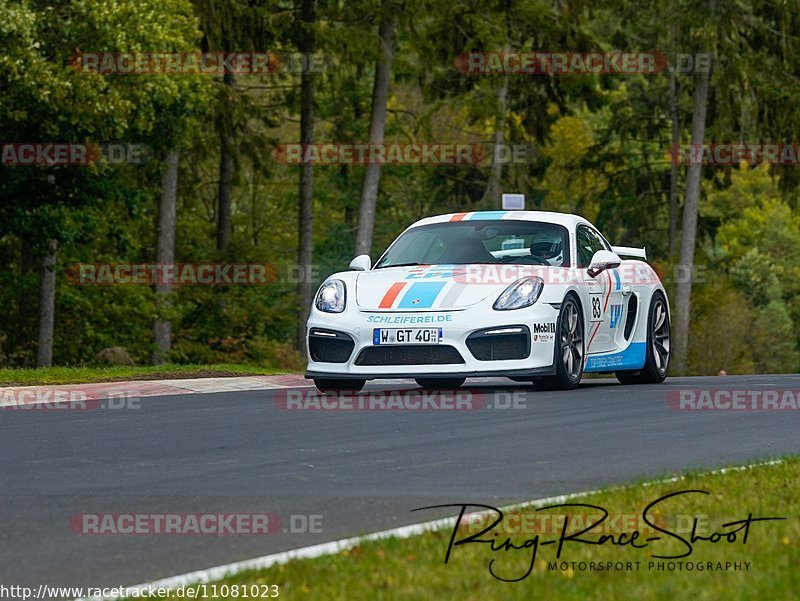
[587,250,621,278]
[349,254,371,271]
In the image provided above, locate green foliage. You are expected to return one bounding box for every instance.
[538,110,608,222]
[687,273,756,376]
[1,0,799,375]
[751,300,800,374]
[690,165,800,374]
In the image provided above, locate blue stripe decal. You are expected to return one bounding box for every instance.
[397,282,447,309]
[612,268,621,290]
[584,342,646,372]
[466,211,508,221]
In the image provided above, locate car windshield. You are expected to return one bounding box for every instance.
[375,220,570,268]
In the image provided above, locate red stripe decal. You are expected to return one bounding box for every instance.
[587,322,602,353]
[379,282,407,308]
[602,270,613,311]
[450,213,467,222]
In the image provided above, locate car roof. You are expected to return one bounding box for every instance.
[410,210,590,229]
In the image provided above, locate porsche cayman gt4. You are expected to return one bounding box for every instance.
[305,210,670,392]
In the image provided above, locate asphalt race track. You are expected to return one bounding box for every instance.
[1,374,799,588]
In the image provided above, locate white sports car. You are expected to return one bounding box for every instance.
[305,210,670,392]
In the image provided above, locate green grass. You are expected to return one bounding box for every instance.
[0,363,287,386]
[176,457,798,600]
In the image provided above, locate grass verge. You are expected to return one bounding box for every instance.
[0,364,286,386]
[176,457,798,600]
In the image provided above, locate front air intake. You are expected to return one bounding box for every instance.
[355,345,465,366]
[466,326,531,361]
[308,329,355,363]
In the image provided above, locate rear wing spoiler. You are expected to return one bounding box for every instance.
[611,245,647,261]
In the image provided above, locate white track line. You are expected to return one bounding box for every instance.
[76,458,784,600]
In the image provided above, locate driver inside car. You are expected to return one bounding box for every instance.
[529,239,563,266]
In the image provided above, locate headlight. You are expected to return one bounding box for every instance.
[493,276,544,310]
[315,279,346,313]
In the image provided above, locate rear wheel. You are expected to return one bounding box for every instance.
[615,292,670,384]
[535,295,584,390]
[415,377,466,390]
[313,378,366,392]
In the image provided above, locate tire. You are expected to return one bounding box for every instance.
[415,377,466,390]
[536,294,584,390]
[313,378,366,392]
[615,291,670,384]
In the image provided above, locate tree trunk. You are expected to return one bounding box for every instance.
[296,0,316,355]
[481,70,508,209]
[35,239,57,368]
[15,236,33,359]
[672,59,712,375]
[152,151,180,365]
[354,6,396,257]
[667,8,680,259]
[217,71,236,252]
[668,69,680,258]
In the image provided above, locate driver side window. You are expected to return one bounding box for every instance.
[576,225,609,268]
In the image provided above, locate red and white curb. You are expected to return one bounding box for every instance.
[0,375,311,407]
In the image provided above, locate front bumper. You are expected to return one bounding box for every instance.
[305,302,559,380]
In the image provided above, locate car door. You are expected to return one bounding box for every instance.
[576,224,623,354]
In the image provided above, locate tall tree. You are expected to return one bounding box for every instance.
[673,55,712,374]
[481,67,508,209]
[35,239,57,367]
[667,2,680,258]
[216,71,236,252]
[296,0,317,354]
[481,1,512,208]
[192,0,253,252]
[152,151,181,365]
[354,3,396,257]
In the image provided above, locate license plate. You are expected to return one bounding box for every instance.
[373,328,442,345]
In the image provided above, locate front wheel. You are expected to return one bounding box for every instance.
[615,292,670,384]
[313,378,366,392]
[415,377,466,390]
[535,295,584,390]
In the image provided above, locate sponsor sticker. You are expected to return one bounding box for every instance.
[366,314,453,324]
[532,322,556,342]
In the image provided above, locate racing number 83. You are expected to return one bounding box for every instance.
[591,295,603,321]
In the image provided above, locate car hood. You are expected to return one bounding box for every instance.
[355,264,550,310]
